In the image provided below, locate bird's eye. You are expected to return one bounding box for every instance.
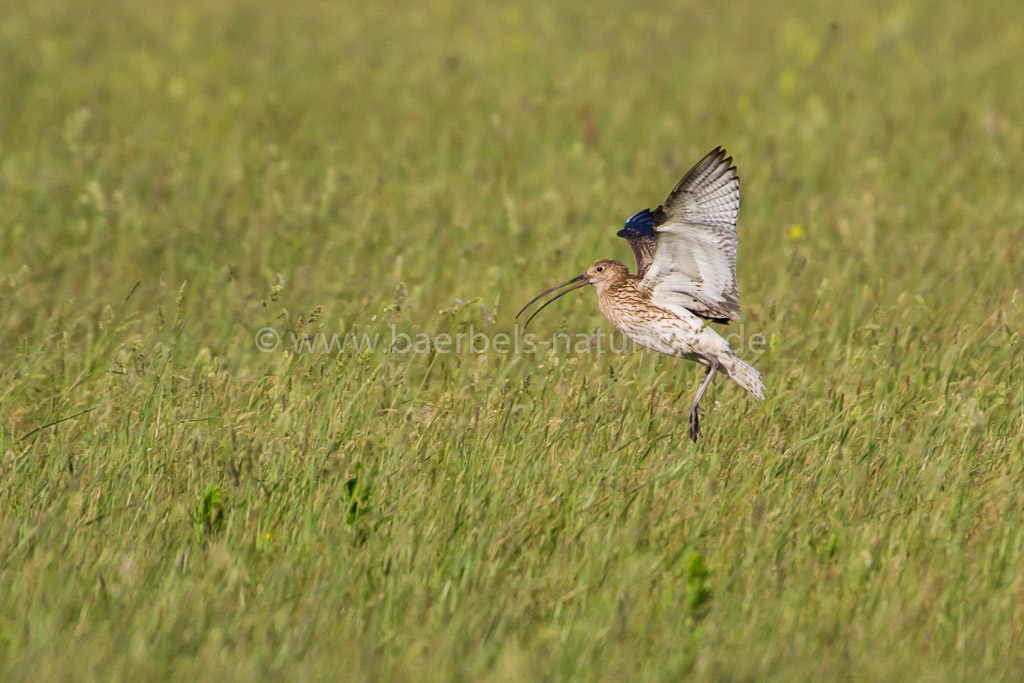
[596,266,604,272]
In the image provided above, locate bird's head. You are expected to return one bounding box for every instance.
[516,259,629,328]
[585,259,629,287]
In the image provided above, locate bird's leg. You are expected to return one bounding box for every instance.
[688,360,719,442]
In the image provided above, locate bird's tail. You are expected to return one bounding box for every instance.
[719,354,765,401]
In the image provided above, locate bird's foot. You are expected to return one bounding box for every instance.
[688,408,702,442]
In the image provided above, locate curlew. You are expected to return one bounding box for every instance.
[517,147,765,441]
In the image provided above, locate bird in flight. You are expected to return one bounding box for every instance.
[517,147,765,441]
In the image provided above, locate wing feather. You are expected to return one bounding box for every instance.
[640,147,741,322]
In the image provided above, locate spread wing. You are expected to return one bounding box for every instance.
[640,147,741,323]
[616,209,658,278]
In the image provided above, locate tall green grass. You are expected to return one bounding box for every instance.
[2,0,1023,679]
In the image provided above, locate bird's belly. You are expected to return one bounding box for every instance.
[617,319,702,361]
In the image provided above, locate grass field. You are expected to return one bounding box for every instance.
[2,0,1024,679]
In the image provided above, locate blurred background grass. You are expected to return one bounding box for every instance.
[2,0,1023,680]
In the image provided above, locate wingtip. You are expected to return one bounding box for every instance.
[708,146,739,186]
[707,145,736,171]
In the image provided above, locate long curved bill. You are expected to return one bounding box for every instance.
[515,273,590,329]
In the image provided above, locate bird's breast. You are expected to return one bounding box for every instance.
[596,284,702,357]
